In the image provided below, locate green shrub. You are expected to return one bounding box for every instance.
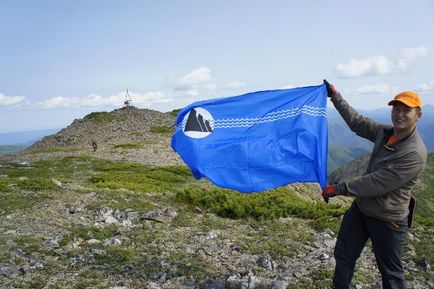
[169,109,181,117]
[0,179,10,192]
[16,177,57,191]
[91,163,192,193]
[175,186,345,220]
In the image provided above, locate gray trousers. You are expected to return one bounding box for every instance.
[333,202,407,289]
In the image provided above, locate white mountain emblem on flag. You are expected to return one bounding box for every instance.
[182,108,214,138]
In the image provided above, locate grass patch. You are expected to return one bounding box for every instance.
[242,219,311,259]
[94,245,138,265]
[308,216,342,233]
[0,238,9,262]
[59,225,119,246]
[0,191,52,214]
[150,126,173,134]
[83,111,117,123]
[166,251,216,282]
[112,143,142,149]
[26,147,85,154]
[13,235,45,255]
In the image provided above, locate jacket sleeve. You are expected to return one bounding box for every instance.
[335,151,426,197]
[330,92,382,142]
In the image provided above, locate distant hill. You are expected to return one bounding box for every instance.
[0,128,60,145]
[327,146,368,173]
[0,144,27,155]
[327,104,434,152]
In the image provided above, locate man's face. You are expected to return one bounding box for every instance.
[391,102,421,133]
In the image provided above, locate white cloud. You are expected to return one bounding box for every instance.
[38,90,170,109]
[226,80,246,89]
[336,46,430,78]
[356,84,390,94]
[397,46,430,71]
[179,66,212,85]
[417,80,434,92]
[0,93,26,106]
[336,56,394,78]
[184,89,199,97]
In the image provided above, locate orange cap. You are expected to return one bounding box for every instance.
[388,91,421,109]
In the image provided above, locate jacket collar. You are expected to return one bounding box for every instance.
[382,127,417,151]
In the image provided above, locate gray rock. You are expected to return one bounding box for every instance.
[51,178,63,188]
[241,274,261,289]
[44,239,60,248]
[145,282,162,289]
[20,261,44,274]
[86,239,101,245]
[269,280,289,289]
[227,275,241,288]
[324,239,335,248]
[204,279,225,289]
[257,253,273,270]
[1,266,17,277]
[422,256,430,271]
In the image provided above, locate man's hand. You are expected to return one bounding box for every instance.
[322,185,338,203]
[323,79,337,98]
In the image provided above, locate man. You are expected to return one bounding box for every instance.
[322,80,427,289]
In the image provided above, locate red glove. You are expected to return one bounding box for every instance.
[323,79,337,98]
[322,185,338,203]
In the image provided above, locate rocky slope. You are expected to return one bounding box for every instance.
[22,106,182,166]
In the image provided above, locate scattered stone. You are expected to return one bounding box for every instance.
[51,178,63,188]
[241,273,261,289]
[141,207,178,223]
[86,239,101,245]
[145,282,161,289]
[69,238,85,249]
[105,216,119,225]
[323,239,335,248]
[226,275,241,288]
[203,279,225,289]
[91,248,106,255]
[1,266,17,277]
[269,279,290,289]
[198,230,219,242]
[20,261,44,274]
[422,256,430,271]
[257,253,273,270]
[320,253,330,260]
[104,237,122,246]
[44,239,60,248]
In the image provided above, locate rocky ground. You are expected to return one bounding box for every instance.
[1,157,432,289]
[1,107,432,288]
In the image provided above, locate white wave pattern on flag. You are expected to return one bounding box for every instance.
[175,105,326,133]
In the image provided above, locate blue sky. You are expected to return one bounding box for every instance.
[1,0,433,133]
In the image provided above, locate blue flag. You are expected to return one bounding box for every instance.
[171,84,328,193]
